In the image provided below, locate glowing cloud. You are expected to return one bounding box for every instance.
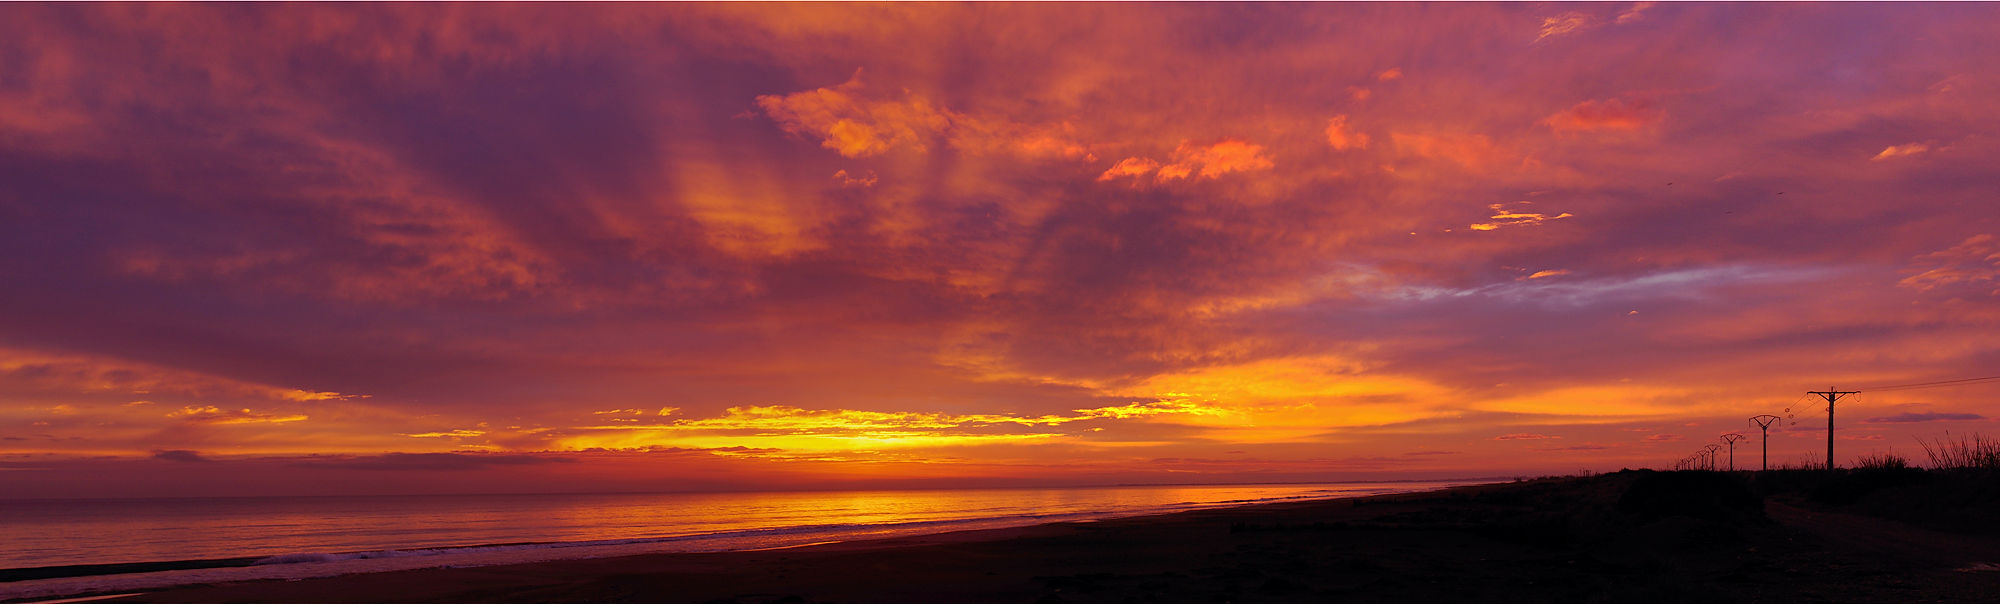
[1390,132,1512,171]
[0,347,362,404]
[1535,12,1591,42]
[1616,2,1657,25]
[1899,234,2000,295]
[168,406,309,425]
[1325,115,1370,151]
[832,169,878,188]
[756,75,953,157]
[1169,140,1276,179]
[758,74,1092,163]
[1871,142,1931,161]
[1470,202,1574,231]
[1541,98,1665,133]
[1098,140,1274,183]
[1098,157,1163,181]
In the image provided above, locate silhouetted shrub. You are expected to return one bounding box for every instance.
[1918,432,2000,470]
[1811,464,1927,505]
[1852,451,1910,470]
[1616,471,1763,522]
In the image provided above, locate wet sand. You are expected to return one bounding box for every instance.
[51,472,2000,603]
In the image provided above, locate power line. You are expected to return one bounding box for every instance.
[1672,374,2000,473]
[1858,375,2000,392]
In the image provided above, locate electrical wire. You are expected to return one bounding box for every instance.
[1857,374,2000,392]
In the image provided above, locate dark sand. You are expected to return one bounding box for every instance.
[72,472,2000,603]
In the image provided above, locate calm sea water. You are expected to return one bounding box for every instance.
[0,481,1469,599]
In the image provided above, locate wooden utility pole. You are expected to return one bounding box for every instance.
[1719,433,1746,471]
[1807,388,1857,470]
[1749,415,1781,471]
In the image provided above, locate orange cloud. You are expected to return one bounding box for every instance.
[1470,202,1573,231]
[1542,98,1664,133]
[546,402,1153,452]
[758,73,1093,163]
[1390,131,1511,170]
[401,429,488,439]
[1098,157,1163,181]
[0,347,361,404]
[756,74,952,157]
[1899,234,2000,294]
[168,405,309,425]
[1174,140,1275,179]
[1324,115,1370,151]
[950,120,1098,162]
[1535,12,1591,42]
[1871,142,1931,161]
[1616,2,1657,25]
[1376,68,1403,81]
[832,169,878,188]
[1098,140,1274,183]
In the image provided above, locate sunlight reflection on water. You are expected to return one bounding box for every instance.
[2,482,1469,570]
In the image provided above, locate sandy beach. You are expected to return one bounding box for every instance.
[49,471,1994,603]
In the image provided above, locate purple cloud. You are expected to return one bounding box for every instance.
[1865,412,1986,424]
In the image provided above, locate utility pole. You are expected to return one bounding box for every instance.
[1807,387,1858,470]
[1719,433,1746,472]
[1749,415,1781,471]
[1704,444,1722,471]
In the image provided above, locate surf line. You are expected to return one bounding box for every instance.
[19,593,146,604]
[741,541,844,552]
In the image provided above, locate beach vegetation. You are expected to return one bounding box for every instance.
[1916,431,2000,471]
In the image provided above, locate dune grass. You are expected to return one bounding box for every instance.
[1916,432,2000,471]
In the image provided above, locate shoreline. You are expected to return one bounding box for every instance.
[18,471,2000,602]
[0,477,1506,505]
[1,483,1468,603]
[83,471,2000,603]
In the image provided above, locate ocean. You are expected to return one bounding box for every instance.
[0,481,1470,600]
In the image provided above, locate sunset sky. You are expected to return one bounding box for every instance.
[4,3,1999,498]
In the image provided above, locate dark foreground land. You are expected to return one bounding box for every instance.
[94,470,2000,603]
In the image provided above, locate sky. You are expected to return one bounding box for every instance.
[4,3,1999,498]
